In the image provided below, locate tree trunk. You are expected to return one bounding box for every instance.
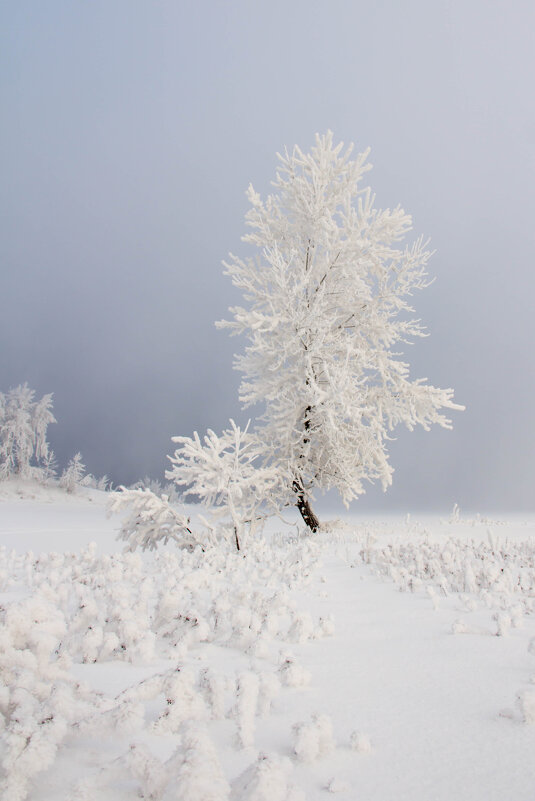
[292,479,320,532]
[292,401,320,532]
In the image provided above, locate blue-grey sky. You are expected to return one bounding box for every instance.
[1,0,534,512]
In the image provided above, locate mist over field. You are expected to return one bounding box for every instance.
[2,1,534,512]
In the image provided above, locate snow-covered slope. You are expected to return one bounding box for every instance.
[1,484,535,800]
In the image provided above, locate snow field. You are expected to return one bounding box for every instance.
[302,516,535,799]
[1,493,535,800]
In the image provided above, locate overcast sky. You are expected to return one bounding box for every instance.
[1,1,534,512]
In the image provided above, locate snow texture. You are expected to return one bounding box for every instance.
[2,488,535,800]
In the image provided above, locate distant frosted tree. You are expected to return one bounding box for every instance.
[82,472,110,491]
[41,449,59,483]
[219,132,463,530]
[60,452,85,493]
[0,384,56,479]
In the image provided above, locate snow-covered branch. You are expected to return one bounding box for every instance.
[109,486,205,552]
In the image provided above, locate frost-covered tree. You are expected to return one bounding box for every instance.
[82,472,110,491]
[218,132,463,530]
[59,452,85,493]
[0,384,56,479]
[167,420,279,551]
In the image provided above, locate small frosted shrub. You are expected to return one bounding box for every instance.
[172,723,230,801]
[126,742,168,801]
[279,654,311,688]
[257,672,281,718]
[292,714,335,763]
[232,752,304,801]
[234,671,260,748]
[350,730,372,754]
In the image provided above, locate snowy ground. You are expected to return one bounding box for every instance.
[1,482,535,800]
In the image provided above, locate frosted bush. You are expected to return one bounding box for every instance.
[510,605,524,629]
[81,625,104,662]
[232,752,304,801]
[126,742,168,801]
[172,723,230,801]
[316,615,336,638]
[167,420,279,551]
[257,672,281,718]
[279,654,312,688]
[234,671,260,748]
[288,611,315,643]
[350,730,372,753]
[0,593,96,801]
[153,668,206,734]
[292,714,335,763]
[112,699,145,735]
[247,633,271,659]
[518,690,535,724]
[0,530,328,799]
[494,612,511,637]
[200,668,229,720]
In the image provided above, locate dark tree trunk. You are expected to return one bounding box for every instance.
[292,401,320,532]
[292,479,320,532]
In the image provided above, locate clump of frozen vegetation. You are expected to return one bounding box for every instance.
[3,509,535,798]
[232,752,304,801]
[517,690,535,724]
[292,713,335,762]
[279,653,312,688]
[443,503,507,527]
[350,730,372,754]
[173,723,230,800]
[233,671,260,748]
[0,531,330,799]
[0,593,96,801]
[357,528,535,635]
